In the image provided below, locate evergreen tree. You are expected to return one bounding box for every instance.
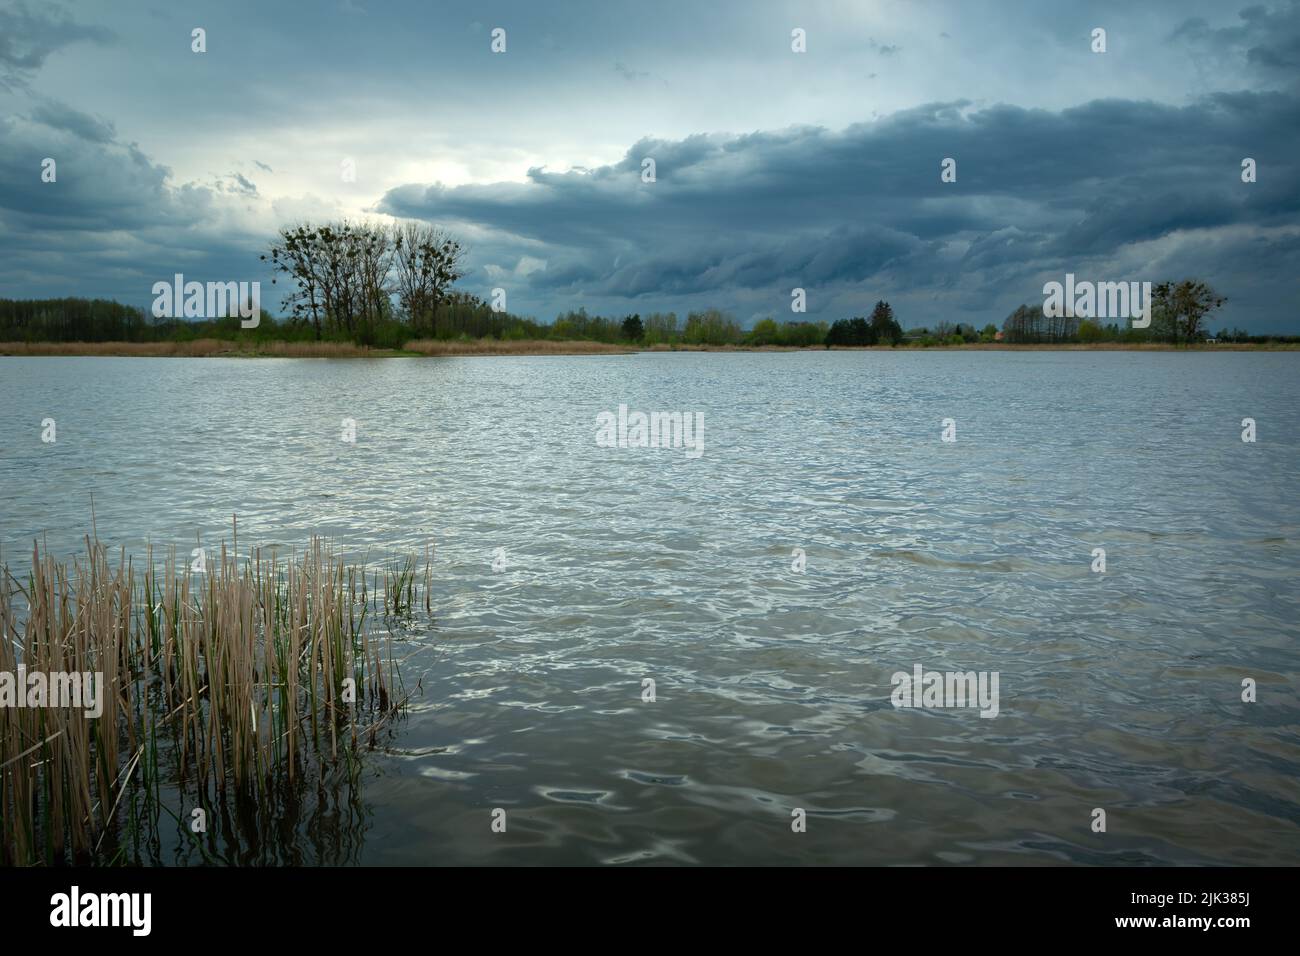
[869,300,902,345]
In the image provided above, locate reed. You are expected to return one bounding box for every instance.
[0,339,238,357]
[401,337,632,355]
[0,340,398,358]
[0,527,432,865]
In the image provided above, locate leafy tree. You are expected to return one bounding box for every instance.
[643,312,679,345]
[778,321,827,347]
[1077,319,1106,343]
[826,316,873,346]
[621,314,645,341]
[552,307,622,342]
[683,308,741,345]
[1151,280,1226,344]
[0,297,150,342]
[869,300,903,345]
[748,317,780,345]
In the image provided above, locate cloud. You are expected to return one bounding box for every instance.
[0,112,275,308]
[28,99,116,143]
[1169,1,1300,84]
[2,0,1299,333]
[0,1,113,91]
[378,92,1300,329]
[613,62,651,83]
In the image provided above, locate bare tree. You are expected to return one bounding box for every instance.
[1002,303,1045,343]
[391,222,466,336]
[1152,280,1226,344]
[264,220,402,339]
[263,224,326,338]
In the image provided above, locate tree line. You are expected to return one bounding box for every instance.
[1000,281,1232,345]
[0,220,1287,348]
[261,220,466,345]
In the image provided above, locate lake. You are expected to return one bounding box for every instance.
[1,350,1297,865]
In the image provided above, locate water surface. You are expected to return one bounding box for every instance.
[1,351,1297,865]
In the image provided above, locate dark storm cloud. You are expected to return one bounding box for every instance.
[1170,3,1300,79]
[0,111,271,305]
[2,0,1299,332]
[229,172,259,196]
[28,100,115,144]
[380,92,1300,327]
[0,97,194,231]
[0,1,113,90]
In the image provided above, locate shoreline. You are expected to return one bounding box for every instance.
[1,339,1296,357]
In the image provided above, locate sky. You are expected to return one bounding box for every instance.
[1,0,1298,332]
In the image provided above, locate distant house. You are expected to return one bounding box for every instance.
[994,330,1004,342]
[1205,337,1218,344]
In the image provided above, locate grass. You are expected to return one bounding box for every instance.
[402,338,632,355]
[0,339,401,357]
[0,338,633,357]
[891,341,1300,351]
[4,338,1295,358]
[0,521,431,865]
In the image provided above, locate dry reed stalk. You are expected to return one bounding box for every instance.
[0,527,427,865]
[401,337,632,355]
[0,340,393,358]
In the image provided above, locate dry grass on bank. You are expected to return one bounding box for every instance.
[0,339,235,356]
[402,338,631,355]
[3,338,1295,357]
[0,338,632,357]
[0,339,394,357]
[245,340,394,357]
[641,342,751,351]
[922,342,1300,351]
